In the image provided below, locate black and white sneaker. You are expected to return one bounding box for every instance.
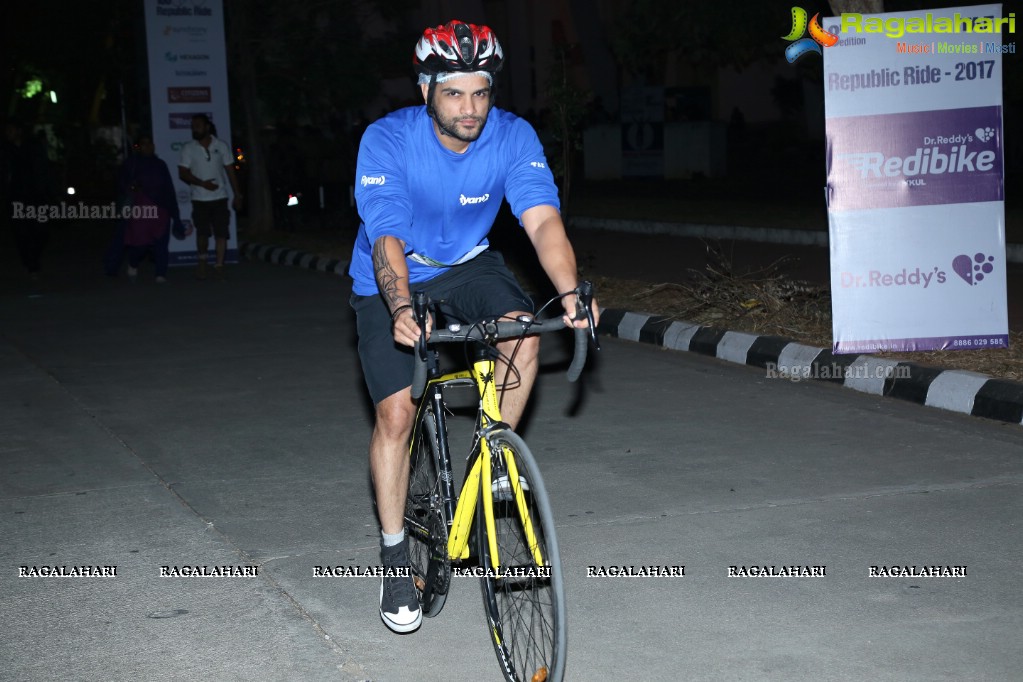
[379,537,422,633]
[492,473,529,502]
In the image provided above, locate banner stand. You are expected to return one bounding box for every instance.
[143,0,237,266]
[823,5,1008,353]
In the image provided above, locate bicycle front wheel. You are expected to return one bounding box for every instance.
[405,406,451,617]
[478,429,566,682]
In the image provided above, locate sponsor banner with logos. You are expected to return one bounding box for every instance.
[824,3,1008,353]
[144,0,236,265]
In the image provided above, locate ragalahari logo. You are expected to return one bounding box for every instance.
[783,7,839,62]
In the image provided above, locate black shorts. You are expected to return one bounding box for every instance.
[191,199,230,239]
[351,250,533,405]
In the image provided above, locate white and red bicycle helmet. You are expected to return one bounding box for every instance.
[414,20,504,78]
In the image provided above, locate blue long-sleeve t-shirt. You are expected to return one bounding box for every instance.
[349,105,560,296]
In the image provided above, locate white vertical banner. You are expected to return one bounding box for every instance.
[143,0,236,266]
[824,5,1010,353]
[620,86,664,177]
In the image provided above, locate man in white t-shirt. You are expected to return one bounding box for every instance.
[178,114,242,279]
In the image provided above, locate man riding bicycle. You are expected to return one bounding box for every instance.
[349,19,599,634]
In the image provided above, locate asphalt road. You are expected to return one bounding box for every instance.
[2,229,1022,681]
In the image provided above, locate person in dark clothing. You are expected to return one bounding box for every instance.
[112,135,183,282]
[2,119,51,277]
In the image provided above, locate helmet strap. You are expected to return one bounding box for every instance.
[425,73,439,121]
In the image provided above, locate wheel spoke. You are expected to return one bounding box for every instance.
[404,408,451,617]
[479,431,565,681]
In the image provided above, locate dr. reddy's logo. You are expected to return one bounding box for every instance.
[952,252,995,286]
[783,7,839,62]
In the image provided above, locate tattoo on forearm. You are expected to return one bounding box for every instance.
[372,239,409,312]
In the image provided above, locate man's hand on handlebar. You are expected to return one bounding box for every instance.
[392,306,431,347]
[560,280,600,341]
[561,293,601,330]
[406,282,599,398]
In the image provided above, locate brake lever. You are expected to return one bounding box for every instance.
[413,291,428,361]
[576,280,600,351]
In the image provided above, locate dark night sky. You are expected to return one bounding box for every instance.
[4,1,1018,126]
[3,0,1018,194]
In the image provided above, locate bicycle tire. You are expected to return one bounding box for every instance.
[478,429,566,682]
[405,407,451,618]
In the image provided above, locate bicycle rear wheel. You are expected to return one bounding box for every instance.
[478,430,566,682]
[405,407,451,617]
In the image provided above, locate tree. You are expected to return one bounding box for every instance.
[225,0,415,233]
[227,3,274,233]
[828,0,883,14]
[609,2,783,80]
[545,45,589,215]
[2,2,131,126]
[1,0,147,198]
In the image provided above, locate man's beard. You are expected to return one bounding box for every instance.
[435,111,487,143]
[191,129,206,141]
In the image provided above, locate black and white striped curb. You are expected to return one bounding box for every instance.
[240,241,349,276]
[597,309,1023,427]
[240,241,1023,427]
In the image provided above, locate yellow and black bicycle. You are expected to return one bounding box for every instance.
[404,282,598,682]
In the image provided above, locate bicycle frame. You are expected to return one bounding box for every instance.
[405,286,590,682]
[411,351,545,570]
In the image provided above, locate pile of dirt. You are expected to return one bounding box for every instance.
[590,242,1023,382]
